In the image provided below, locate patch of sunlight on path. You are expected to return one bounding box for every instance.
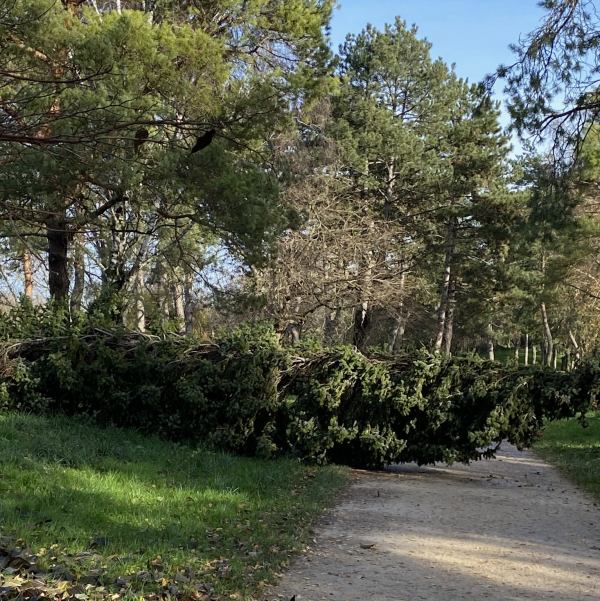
[267,444,600,601]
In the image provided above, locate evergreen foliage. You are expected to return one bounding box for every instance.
[0,307,596,469]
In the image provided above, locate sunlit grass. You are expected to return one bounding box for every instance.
[535,412,600,502]
[0,412,348,600]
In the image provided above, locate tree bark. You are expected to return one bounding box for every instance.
[173,281,185,334]
[540,302,553,366]
[23,249,33,299]
[70,233,85,312]
[353,299,371,351]
[135,268,145,332]
[487,323,495,361]
[569,330,581,362]
[443,281,456,355]
[324,308,342,347]
[184,276,194,335]
[388,268,408,351]
[46,219,70,300]
[434,217,456,353]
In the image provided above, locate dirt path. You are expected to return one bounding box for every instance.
[268,444,600,600]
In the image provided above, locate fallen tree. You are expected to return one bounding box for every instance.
[0,321,597,468]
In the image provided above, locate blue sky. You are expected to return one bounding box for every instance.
[329,0,547,140]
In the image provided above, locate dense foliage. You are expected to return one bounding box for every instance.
[0,307,596,468]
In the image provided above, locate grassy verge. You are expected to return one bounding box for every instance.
[535,412,600,502]
[0,412,348,600]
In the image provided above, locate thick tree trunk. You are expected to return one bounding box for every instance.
[46,219,70,300]
[524,333,529,366]
[70,233,85,312]
[444,281,456,355]
[23,249,33,299]
[540,302,553,366]
[434,218,456,353]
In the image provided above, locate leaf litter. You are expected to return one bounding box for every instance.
[0,541,221,601]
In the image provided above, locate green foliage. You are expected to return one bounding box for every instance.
[0,313,598,468]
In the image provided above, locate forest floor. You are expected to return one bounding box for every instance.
[268,443,600,601]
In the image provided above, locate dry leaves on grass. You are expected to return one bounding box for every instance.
[0,542,221,601]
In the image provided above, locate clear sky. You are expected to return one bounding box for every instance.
[329,0,547,140]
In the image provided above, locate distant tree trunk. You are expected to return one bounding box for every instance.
[23,249,34,299]
[285,322,302,346]
[183,276,194,335]
[487,323,495,361]
[532,344,537,365]
[569,330,581,362]
[353,241,375,352]
[135,268,145,332]
[70,233,85,313]
[514,336,520,362]
[552,344,558,369]
[540,302,553,366]
[173,281,185,334]
[443,281,456,355]
[524,333,529,366]
[388,268,408,351]
[46,218,70,300]
[353,299,371,351]
[324,308,342,347]
[434,217,456,354]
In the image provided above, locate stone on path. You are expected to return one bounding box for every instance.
[269,444,600,601]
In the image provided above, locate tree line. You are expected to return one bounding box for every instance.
[2,0,600,364]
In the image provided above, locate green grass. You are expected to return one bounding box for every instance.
[535,412,600,502]
[0,412,348,600]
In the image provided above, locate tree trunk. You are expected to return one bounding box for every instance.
[324,308,342,347]
[135,268,145,332]
[552,344,558,369]
[353,300,371,351]
[388,268,407,352]
[532,344,537,365]
[23,249,33,299]
[540,302,553,366]
[184,276,194,335]
[487,323,495,361]
[353,228,375,352]
[173,281,185,334]
[70,233,85,312]
[443,281,456,355]
[524,333,529,366]
[46,219,70,300]
[434,217,456,353]
[514,336,520,363]
[569,330,581,362]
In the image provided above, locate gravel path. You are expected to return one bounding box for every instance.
[268,444,600,601]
